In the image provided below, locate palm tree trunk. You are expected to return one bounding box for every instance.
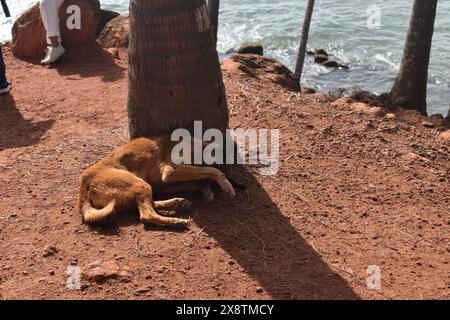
[128,0,229,139]
[389,0,438,115]
[208,0,220,45]
[294,0,315,86]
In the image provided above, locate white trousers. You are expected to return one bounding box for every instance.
[40,0,65,43]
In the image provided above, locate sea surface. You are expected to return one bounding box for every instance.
[1,0,449,115]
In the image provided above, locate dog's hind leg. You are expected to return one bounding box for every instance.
[138,198,190,228]
[86,168,189,228]
[136,185,190,228]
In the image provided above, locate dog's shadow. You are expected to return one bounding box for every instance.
[191,166,360,299]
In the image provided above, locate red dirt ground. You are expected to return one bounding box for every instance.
[0,45,449,300]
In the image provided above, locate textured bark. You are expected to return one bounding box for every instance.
[294,0,315,86]
[389,0,437,115]
[128,0,229,139]
[208,0,220,45]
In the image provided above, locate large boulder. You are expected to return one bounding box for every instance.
[97,14,129,48]
[96,9,120,36]
[12,0,101,58]
[222,54,300,92]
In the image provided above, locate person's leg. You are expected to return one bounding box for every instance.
[40,0,64,47]
[0,46,7,87]
[0,46,12,94]
[40,0,66,65]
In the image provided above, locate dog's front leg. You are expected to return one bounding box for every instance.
[161,165,236,198]
[154,198,192,212]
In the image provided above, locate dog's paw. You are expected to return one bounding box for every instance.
[175,198,192,210]
[219,179,236,198]
[159,210,177,216]
[173,218,191,229]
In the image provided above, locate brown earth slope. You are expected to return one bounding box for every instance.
[0,45,449,300]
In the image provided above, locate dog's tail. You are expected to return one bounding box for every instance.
[82,200,116,224]
[78,189,115,224]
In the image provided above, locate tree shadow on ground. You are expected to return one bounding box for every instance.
[54,43,125,82]
[193,166,360,300]
[0,94,54,151]
[80,163,359,299]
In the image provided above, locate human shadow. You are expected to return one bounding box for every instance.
[54,43,125,82]
[0,94,54,151]
[192,166,360,300]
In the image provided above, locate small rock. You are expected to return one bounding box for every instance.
[82,260,131,284]
[256,287,264,293]
[385,113,397,120]
[422,121,435,128]
[314,54,328,63]
[368,106,386,117]
[323,60,339,68]
[331,96,352,108]
[315,49,328,56]
[118,271,132,283]
[402,152,426,162]
[328,87,350,99]
[350,102,371,113]
[133,287,150,295]
[437,130,450,142]
[429,114,444,121]
[238,41,264,56]
[312,93,331,102]
[42,245,58,258]
[301,87,316,94]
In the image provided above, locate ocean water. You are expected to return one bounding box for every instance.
[1,0,449,115]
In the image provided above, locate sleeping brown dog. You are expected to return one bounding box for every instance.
[77,136,236,228]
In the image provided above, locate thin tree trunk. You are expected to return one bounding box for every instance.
[389,0,438,115]
[128,0,229,139]
[294,0,315,87]
[208,0,220,45]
